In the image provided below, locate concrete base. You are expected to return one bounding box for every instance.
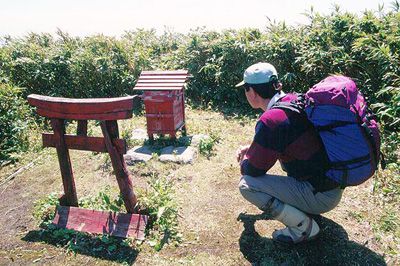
[125,130,208,165]
[124,146,153,165]
[159,146,197,164]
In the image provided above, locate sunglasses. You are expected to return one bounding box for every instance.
[243,84,251,92]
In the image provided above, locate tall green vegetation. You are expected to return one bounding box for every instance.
[0,6,399,167]
[0,84,32,164]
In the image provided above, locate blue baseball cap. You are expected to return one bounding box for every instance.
[235,62,278,87]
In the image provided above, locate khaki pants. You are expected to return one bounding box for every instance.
[239,174,343,215]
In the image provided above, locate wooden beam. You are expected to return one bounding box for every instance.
[35,109,133,120]
[52,206,147,239]
[27,95,140,115]
[42,133,127,154]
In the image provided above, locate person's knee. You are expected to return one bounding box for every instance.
[238,176,281,215]
[311,189,344,214]
[238,175,253,197]
[238,175,247,189]
[238,177,249,198]
[238,175,262,205]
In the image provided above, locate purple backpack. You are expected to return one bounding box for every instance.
[274,75,382,187]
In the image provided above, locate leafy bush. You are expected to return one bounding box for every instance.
[0,83,32,164]
[0,30,162,98]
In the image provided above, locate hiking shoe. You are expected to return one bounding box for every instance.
[272,203,320,244]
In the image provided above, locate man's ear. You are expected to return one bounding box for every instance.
[274,82,282,91]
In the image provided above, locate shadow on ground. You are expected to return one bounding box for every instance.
[22,228,138,264]
[238,213,386,266]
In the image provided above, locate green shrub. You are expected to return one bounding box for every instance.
[0,30,163,99]
[0,83,32,164]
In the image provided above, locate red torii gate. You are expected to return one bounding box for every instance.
[28,94,147,239]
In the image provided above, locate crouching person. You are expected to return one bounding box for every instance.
[235,62,343,244]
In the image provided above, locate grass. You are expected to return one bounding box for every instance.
[0,107,399,265]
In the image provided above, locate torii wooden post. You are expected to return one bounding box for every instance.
[50,118,79,207]
[28,94,147,239]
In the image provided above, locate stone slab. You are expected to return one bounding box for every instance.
[159,146,197,164]
[124,145,153,165]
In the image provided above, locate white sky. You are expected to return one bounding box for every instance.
[0,0,394,37]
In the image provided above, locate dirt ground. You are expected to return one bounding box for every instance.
[0,109,397,265]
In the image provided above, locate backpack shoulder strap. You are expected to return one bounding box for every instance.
[270,93,306,114]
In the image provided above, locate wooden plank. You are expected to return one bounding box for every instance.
[36,109,133,120]
[136,83,185,87]
[141,70,188,75]
[50,119,78,207]
[52,206,148,239]
[181,89,187,136]
[101,121,137,213]
[137,75,189,80]
[136,79,187,83]
[132,86,183,91]
[27,95,140,115]
[43,133,127,154]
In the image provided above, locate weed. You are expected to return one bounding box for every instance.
[99,154,112,172]
[378,211,398,233]
[33,192,59,224]
[198,133,220,158]
[120,121,146,148]
[79,186,125,212]
[137,173,181,251]
[370,206,399,257]
[348,211,364,223]
[373,165,400,203]
[144,135,177,148]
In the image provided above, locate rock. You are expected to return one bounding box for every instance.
[159,146,197,164]
[190,134,210,147]
[131,129,148,141]
[124,146,153,165]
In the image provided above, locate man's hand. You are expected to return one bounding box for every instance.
[236,144,250,163]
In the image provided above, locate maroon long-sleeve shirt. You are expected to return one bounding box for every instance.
[241,93,339,192]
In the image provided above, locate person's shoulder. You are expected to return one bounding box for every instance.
[258,93,298,128]
[259,109,287,129]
